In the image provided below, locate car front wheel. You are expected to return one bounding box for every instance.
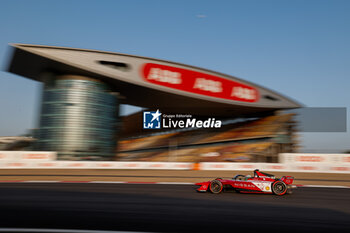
[210,180,223,194]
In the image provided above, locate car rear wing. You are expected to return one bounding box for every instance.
[280,176,294,185]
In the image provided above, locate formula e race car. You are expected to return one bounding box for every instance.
[195,169,295,195]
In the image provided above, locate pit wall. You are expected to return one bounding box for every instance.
[0,151,349,173]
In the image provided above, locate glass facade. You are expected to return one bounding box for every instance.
[33,76,118,160]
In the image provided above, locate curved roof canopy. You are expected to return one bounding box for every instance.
[7,44,301,117]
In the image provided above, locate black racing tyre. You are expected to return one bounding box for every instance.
[210,180,223,194]
[272,181,287,196]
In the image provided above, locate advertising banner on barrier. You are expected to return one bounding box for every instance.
[0,160,349,173]
[95,162,193,170]
[339,154,350,164]
[328,165,350,173]
[0,161,34,168]
[0,161,195,170]
[0,151,350,173]
[18,151,57,161]
[0,151,56,161]
[261,163,290,172]
[0,151,18,161]
[34,161,62,168]
[279,153,343,164]
[288,163,330,173]
[198,162,350,173]
[199,163,265,171]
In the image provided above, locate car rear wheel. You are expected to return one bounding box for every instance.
[272,181,287,195]
[210,180,223,194]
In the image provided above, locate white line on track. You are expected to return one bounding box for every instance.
[0,180,349,188]
[297,184,350,189]
[156,182,193,185]
[22,180,60,183]
[0,228,149,233]
[89,181,128,184]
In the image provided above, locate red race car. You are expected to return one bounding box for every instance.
[196,169,295,195]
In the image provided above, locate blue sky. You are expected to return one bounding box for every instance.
[0,0,349,152]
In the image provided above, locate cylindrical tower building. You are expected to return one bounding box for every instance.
[33,75,118,160]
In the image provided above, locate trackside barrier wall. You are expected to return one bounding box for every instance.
[0,161,193,170]
[279,153,350,164]
[278,153,350,173]
[198,162,350,173]
[0,161,349,173]
[0,151,349,173]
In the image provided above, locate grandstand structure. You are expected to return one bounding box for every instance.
[118,112,297,162]
[0,136,35,151]
[7,44,301,161]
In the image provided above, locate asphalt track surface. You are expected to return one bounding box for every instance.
[0,183,349,233]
